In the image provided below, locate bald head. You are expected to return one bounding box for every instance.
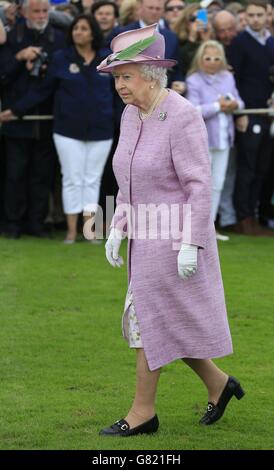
[214,10,237,28]
[214,10,237,46]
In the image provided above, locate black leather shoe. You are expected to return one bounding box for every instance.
[27,230,54,239]
[200,376,245,425]
[99,415,159,437]
[5,231,21,240]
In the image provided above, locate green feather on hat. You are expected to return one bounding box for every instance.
[112,36,157,62]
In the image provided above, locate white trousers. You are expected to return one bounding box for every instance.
[219,147,237,227]
[209,148,230,222]
[53,133,112,214]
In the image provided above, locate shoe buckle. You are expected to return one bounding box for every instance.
[207,404,213,412]
[115,420,129,431]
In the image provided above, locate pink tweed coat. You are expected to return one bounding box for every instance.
[111,90,233,371]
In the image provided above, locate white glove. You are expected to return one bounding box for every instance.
[177,243,198,280]
[105,228,124,268]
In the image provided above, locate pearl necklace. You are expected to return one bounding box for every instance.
[138,88,165,121]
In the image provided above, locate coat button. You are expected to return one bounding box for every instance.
[128,150,132,155]
[125,176,129,181]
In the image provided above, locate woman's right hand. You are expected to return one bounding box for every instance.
[198,23,212,42]
[218,96,238,113]
[105,228,124,267]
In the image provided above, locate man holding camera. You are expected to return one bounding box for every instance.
[0,0,65,238]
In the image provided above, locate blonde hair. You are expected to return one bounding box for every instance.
[119,0,141,26]
[187,40,227,76]
[172,3,200,42]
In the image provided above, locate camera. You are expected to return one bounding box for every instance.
[29,51,49,77]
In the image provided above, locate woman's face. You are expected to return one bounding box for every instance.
[164,0,185,26]
[113,64,154,107]
[72,19,93,48]
[200,46,223,75]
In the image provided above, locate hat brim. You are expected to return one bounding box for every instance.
[97,56,177,73]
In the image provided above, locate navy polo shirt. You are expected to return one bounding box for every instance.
[11,46,114,141]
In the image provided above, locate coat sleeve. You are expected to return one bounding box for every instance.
[10,54,59,116]
[110,188,128,233]
[0,43,24,85]
[110,106,129,235]
[186,75,220,119]
[168,36,184,83]
[170,105,212,248]
[228,36,245,89]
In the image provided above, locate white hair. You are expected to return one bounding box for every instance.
[23,0,50,8]
[139,64,168,89]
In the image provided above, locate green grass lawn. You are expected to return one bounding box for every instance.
[0,233,273,450]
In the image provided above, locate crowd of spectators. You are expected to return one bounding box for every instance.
[0,0,274,241]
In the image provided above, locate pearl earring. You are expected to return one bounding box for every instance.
[150,85,154,89]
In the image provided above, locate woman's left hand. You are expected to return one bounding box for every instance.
[177,243,198,280]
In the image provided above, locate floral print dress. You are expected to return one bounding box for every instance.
[122,281,143,348]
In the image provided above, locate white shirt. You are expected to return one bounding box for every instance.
[139,19,165,30]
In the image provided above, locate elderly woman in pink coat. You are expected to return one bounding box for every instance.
[97,24,245,437]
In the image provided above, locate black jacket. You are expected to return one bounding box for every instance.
[0,19,65,139]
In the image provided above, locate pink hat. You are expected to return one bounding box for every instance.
[97,23,177,73]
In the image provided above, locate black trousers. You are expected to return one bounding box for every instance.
[99,129,119,222]
[234,117,273,221]
[259,138,274,220]
[0,133,6,231]
[4,136,56,233]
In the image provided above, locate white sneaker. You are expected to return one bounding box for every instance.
[216,231,230,241]
[63,239,75,244]
[268,219,274,229]
[86,238,102,245]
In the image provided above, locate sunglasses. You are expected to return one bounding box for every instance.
[165,5,184,12]
[203,56,222,62]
